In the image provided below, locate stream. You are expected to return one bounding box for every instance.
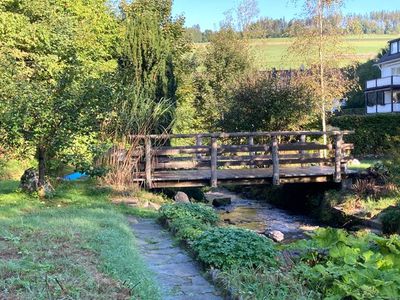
[206,188,321,242]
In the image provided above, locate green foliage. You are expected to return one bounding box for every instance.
[159,202,219,225]
[0,180,161,299]
[291,228,400,300]
[189,28,251,132]
[220,265,321,300]
[331,114,400,155]
[192,227,277,269]
[0,0,119,182]
[169,217,211,242]
[221,73,318,132]
[381,206,400,234]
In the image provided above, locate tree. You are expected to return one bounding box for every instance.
[0,0,119,186]
[221,73,318,132]
[287,0,357,144]
[193,28,251,131]
[119,0,188,103]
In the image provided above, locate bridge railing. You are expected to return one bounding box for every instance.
[132,131,354,188]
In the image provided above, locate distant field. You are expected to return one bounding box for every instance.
[195,34,399,70]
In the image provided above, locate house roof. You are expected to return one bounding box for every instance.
[376,52,400,65]
[388,37,400,43]
[374,37,400,65]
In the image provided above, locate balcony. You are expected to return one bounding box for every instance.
[366,76,400,90]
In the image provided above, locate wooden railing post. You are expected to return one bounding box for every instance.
[248,136,254,168]
[195,135,202,160]
[145,137,153,189]
[272,136,280,185]
[300,134,306,168]
[334,134,343,183]
[211,137,218,188]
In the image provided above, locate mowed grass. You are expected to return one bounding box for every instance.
[0,179,161,300]
[194,34,399,70]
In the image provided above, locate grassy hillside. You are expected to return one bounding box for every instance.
[195,34,399,70]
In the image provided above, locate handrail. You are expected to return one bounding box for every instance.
[140,131,353,188]
[132,130,354,140]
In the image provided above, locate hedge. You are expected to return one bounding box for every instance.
[330,114,400,156]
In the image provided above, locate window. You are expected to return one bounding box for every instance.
[391,41,399,54]
[367,92,377,106]
[392,67,400,76]
[393,90,400,103]
[377,91,384,105]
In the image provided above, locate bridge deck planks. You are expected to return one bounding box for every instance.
[134,166,355,187]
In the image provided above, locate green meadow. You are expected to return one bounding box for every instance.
[195,34,399,69]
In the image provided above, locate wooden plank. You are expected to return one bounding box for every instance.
[218,144,271,154]
[132,130,354,140]
[145,137,152,189]
[211,137,218,187]
[278,143,332,151]
[196,135,203,160]
[272,137,280,185]
[155,146,210,155]
[300,134,306,167]
[334,134,343,183]
[248,136,254,168]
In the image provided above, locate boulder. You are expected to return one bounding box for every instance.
[20,168,54,197]
[266,230,285,242]
[174,191,190,203]
[20,168,39,193]
[212,197,231,207]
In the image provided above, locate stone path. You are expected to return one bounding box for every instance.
[128,217,222,300]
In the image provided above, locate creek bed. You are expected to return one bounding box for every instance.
[206,188,320,242]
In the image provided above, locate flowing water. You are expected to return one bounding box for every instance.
[206,188,320,242]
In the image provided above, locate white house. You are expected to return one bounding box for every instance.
[365,37,400,114]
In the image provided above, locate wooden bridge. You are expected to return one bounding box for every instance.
[132,131,354,189]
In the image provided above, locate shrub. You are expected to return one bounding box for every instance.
[330,114,400,155]
[381,206,400,234]
[192,227,277,269]
[169,217,211,242]
[159,203,219,225]
[290,228,400,300]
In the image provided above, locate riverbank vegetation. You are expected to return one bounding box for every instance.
[159,202,400,299]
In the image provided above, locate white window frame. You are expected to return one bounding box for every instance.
[391,41,399,54]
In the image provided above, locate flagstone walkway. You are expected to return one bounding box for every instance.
[128,217,222,300]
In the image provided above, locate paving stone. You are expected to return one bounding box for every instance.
[129,218,222,300]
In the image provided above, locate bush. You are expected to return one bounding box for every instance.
[290,228,400,300]
[381,206,400,234]
[330,114,400,155]
[192,227,277,269]
[168,217,211,242]
[159,203,219,225]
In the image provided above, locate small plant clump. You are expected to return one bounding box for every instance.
[192,227,277,269]
[159,203,219,225]
[159,203,220,242]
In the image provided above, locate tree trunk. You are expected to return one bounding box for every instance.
[37,146,46,187]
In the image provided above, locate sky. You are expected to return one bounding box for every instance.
[172,0,399,31]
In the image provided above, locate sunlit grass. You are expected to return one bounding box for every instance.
[0,180,161,299]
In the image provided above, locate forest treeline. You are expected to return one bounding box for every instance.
[186,10,400,42]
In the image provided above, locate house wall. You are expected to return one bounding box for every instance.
[381,60,400,77]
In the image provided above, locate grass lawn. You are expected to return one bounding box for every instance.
[194,34,399,69]
[0,179,161,299]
